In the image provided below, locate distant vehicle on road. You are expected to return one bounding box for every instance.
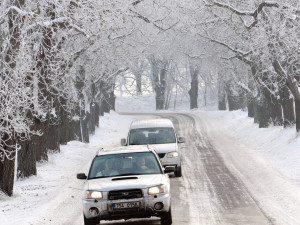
[121,119,185,177]
[77,145,174,225]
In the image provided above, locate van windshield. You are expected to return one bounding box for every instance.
[129,128,176,145]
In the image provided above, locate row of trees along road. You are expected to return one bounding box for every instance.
[1,0,300,196]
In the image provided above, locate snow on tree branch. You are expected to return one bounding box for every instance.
[208,1,279,29]
[24,17,90,38]
[200,34,252,64]
[128,8,179,32]
[94,67,129,84]
[0,6,35,25]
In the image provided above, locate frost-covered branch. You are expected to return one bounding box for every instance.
[24,17,90,38]
[208,1,279,29]
[200,34,252,64]
[108,29,134,40]
[128,8,179,31]
[94,67,129,84]
[0,6,35,25]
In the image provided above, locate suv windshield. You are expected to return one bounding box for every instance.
[129,128,176,145]
[88,152,162,179]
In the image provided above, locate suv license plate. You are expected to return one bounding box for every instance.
[113,201,140,209]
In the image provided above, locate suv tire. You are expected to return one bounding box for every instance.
[84,215,100,225]
[161,207,172,225]
[174,166,182,177]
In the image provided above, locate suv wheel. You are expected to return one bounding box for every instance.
[84,215,100,225]
[161,207,172,225]
[174,166,182,177]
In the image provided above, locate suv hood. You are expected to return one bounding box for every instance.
[149,143,178,153]
[87,174,165,191]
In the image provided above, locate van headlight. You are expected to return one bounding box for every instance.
[148,185,165,195]
[167,151,178,158]
[86,190,103,199]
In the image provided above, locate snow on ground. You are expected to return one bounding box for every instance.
[1,94,300,225]
[0,111,136,225]
[204,110,300,182]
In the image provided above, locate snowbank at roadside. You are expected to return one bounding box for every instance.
[197,110,300,182]
[0,111,135,225]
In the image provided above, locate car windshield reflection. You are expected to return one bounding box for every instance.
[88,152,162,179]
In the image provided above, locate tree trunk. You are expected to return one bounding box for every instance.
[70,119,81,141]
[295,99,300,132]
[17,111,38,178]
[225,82,241,111]
[17,139,36,178]
[150,57,168,110]
[218,86,226,110]
[253,101,259,124]
[94,103,100,127]
[257,94,271,128]
[58,98,71,144]
[247,97,254,118]
[279,86,295,127]
[88,103,96,134]
[0,135,16,196]
[34,119,48,162]
[136,73,142,95]
[188,65,199,109]
[80,110,90,143]
[155,85,164,110]
[109,91,116,111]
[264,89,283,126]
[46,121,60,152]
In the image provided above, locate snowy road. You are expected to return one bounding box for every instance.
[27,112,300,225]
[165,113,272,225]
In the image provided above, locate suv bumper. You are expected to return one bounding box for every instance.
[83,193,171,220]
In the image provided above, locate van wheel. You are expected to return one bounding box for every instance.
[161,207,172,225]
[84,215,100,225]
[175,166,182,177]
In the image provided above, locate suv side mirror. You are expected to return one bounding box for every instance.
[120,138,127,146]
[164,166,175,173]
[177,136,185,143]
[77,173,87,180]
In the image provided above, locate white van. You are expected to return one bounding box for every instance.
[121,119,185,177]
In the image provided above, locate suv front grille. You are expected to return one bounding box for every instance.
[158,153,166,158]
[108,189,143,200]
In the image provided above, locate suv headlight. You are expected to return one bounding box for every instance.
[86,190,103,199]
[148,185,165,195]
[167,151,179,158]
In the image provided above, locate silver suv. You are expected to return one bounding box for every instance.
[77,145,174,225]
[121,119,185,177]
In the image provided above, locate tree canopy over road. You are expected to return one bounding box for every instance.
[1,0,300,196]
